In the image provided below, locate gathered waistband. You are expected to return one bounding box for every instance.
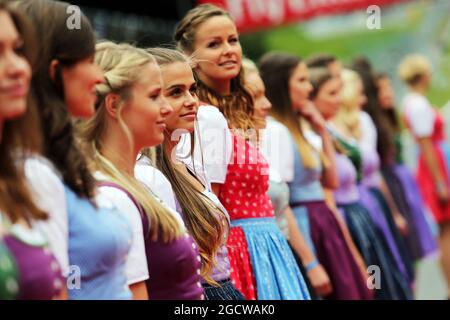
[230,217,276,228]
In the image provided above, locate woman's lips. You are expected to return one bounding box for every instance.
[1,83,28,98]
[180,111,197,121]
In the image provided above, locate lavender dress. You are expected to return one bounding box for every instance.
[381,134,438,262]
[358,145,414,284]
[288,137,371,300]
[175,166,244,300]
[331,130,413,300]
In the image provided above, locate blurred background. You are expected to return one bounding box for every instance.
[69,0,450,299]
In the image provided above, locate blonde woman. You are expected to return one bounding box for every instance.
[143,47,244,300]
[175,4,310,300]
[399,54,450,296]
[331,68,412,299]
[77,42,204,300]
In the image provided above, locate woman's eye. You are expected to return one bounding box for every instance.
[229,37,238,44]
[189,85,197,95]
[149,93,160,100]
[207,41,219,48]
[14,46,25,56]
[170,89,183,97]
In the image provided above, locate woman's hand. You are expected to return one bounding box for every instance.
[436,181,450,204]
[300,102,326,134]
[307,263,333,297]
[393,212,409,236]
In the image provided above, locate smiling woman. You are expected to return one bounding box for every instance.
[0,1,66,300]
[175,4,312,301]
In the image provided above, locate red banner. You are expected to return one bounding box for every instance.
[198,0,409,33]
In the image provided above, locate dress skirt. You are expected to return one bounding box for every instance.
[292,201,372,300]
[337,202,414,300]
[229,217,311,300]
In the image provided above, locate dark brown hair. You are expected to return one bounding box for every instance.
[308,67,333,100]
[259,52,318,168]
[351,58,397,166]
[0,0,46,223]
[14,0,97,198]
[306,53,337,69]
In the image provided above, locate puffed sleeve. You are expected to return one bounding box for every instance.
[262,119,295,183]
[26,157,70,277]
[359,111,378,150]
[134,162,178,212]
[96,187,149,285]
[402,94,435,138]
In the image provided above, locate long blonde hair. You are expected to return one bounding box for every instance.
[146,47,228,285]
[77,42,183,243]
[334,69,362,140]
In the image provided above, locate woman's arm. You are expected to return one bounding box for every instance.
[379,178,408,235]
[284,206,332,296]
[417,137,450,203]
[129,281,149,300]
[319,130,339,189]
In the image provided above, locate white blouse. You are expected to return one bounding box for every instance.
[401,92,435,138]
[260,117,295,183]
[25,156,70,277]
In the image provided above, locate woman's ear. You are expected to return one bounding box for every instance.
[49,59,60,81]
[104,93,121,119]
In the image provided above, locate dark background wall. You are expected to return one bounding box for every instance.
[69,0,197,46]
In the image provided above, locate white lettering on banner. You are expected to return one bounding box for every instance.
[247,0,267,23]
[367,5,382,29]
[288,0,307,13]
[267,0,286,24]
[226,0,246,24]
[66,5,81,30]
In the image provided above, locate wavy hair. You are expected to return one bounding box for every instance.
[174,3,258,134]
[0,1,46,223]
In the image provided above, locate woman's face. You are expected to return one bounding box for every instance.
[313,77,342,120]
[61,54,104,118]
[245,71,271,129]
[121,63,173,149]
[377,77,395,110]
[160,61,199,134]
[192,15,242,87]
[0,10,31,122]
[288,62,313,112]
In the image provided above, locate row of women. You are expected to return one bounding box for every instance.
[0,0,448,300]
